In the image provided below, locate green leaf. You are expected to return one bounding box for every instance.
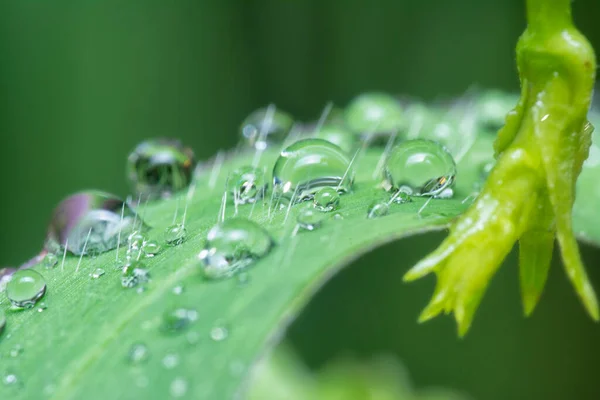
[1,107,599,400]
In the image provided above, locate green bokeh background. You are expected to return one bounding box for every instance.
[1,1,599,399]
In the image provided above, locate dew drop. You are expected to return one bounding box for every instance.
[36,302,47,313]
[127,138,196,199]
[344,92,404,137]
[390,191,412,204]
[297,207,326,231]
[273,138,353,202]
[43,253,58,269]
[0,309,5,336]
[6,270,46,308]
[45,191,144,256]
[383,139,456,196]
[170,377,188,398]
[3,372,18,386]
[313,187,340,212]
[127,343,150,364]
[172,285,184,295]
[165,224,187,246]
[162,353,180,369]
[313,125,356,154]
[161,307,198,333]
[121,261,150,288]
[9,344,23,358]
[367,201,390,219]
[127,231,146,251]
[90,268,105,279]
[226,166,266,205]
[210,325,229,341]
[236,272,250,286]
[240,107,294,149]
[198,218,273,280]
[333,213,344,220]
[142,240,161,258]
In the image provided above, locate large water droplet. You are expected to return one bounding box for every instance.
[226,166,266,205]
[45,191,144,256]
[313,125,356,154]
[273,138,353,202]
[240,107,294,149]
[6,270,46,308]
[0,309,6,336]
[344,92,403,137]
[383,139,456,196]
[127,138,196,199]
[367,201,389,219]
[297,207,326,231]
[313,187,340,212]
[198,218,273,280]
[164,224,187,246]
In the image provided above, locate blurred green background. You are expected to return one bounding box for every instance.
[1,1,599,399]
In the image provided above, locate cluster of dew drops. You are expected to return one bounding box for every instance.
[0,90,512,390]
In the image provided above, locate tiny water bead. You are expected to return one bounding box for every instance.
[121,262,150,288]
[297,207,326,231]
[344,92,404,136]
[313,125,356,154]
[273,139,354,202]
[390,191,412,204]
[43,253,58,269]
[198,218,273,280]
[170,377,188,398]
[383,139,456,196]
[367,201,389,219]
[90,268,105,279]
[162,353,180,369]
[45,191,143,256]
[226,166,266,205]
[128,343,150,364]
[165,224,187,246]
[240,107,294,149]
[210,325,229,341]
[141,240,161,258]
[161,308,198,333]
[313,187,340,212]
[127,138,196,199]
[6,269,46,308]
[127,231,146,251]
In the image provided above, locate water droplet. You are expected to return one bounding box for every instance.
[297,207,326,231]
[333,213,344,220]
[226,166,266,205]
[43,253,58,269]
[236,272,250,286]
[142,240,161,258]
[210,325,229,341]
[435,188,454,199]
[6,269,46,308]
[344,92,403,136]
[127,138,196,199]
[36,302,47,313]
[273,138,353,202]
[161,308,198,333]
[383,139,456,196]
[477,90,518,130]
[9,344,23,358]
[45,191,144,256]
[367,201,389,219]
[127,343,150,364]
[313,125,356,154]
[127,231,146,250]
[3,372,18,386]
[170,377,188,398]
[240,107,294,149]
[165,224,187,246]
[172,285,184,295]
[198,218,273,280]
[390,191,412,204]
[313,187,340,212]
[90,268,105,279]
[121,261,150,288]
[0,309,5,336]
[162,353,180,369]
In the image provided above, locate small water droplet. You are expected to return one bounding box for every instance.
[9,344,23,358]
[43,253,58,269]
[172,285,184,295]
[127,138,196,199]
[210,325,229,341]
[344,92,404,137]
[142,240,161,258]
[333,213,344,220]
[297,207,326,231]
[90,268,105,279]
[313,187,340,212]
[161,307,198,333]
[313,125,356,154]
[3,372,18,386]
[0,309,6,336]
[127,343,150,364]
[273,138,353,202]
[240,107,294,149]
[127,231,146,250]
[390,191,412,204]
[236,272,250,286]
[383,139,456,196]
[6,270,46,308]
[121,261,150,288]
[162,353,180,369]
[226,166,267,205]
[367,201,390,219]
[198,218,273,280]
[170,377,188,398]
[45,191,144,256]
[164,224,187,246]
[36,302,47,313]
